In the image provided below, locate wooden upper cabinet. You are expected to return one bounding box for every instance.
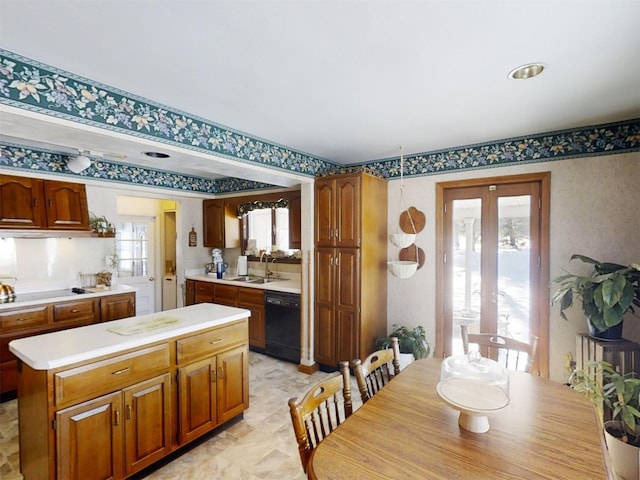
[43,180,90,230]
[0,174,90,230]
[0,175,46,228]
[203,199,225,247]
[288,190,302,250]
[315,175,361,247]
[203,199,240,248]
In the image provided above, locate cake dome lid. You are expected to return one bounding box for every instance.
[438,351,510,412]
[442,351,507,382]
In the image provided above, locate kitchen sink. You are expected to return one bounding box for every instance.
[227,276,279,284]
[227,276,255,282]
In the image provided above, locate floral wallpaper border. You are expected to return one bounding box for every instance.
[0,48,639,193]
[375,118,640,179]
[0,143,274,195]
[0,48,335,178]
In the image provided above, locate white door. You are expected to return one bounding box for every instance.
[116,217,156,315]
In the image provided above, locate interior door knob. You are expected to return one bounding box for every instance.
[148,277,155,281]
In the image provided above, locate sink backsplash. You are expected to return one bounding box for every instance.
[0,237,117,294]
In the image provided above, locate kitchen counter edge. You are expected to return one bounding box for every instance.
[9,303,250,370]
[186,274,301,294]
[0,284,137,310]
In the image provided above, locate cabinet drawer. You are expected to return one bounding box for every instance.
[177,320,247,364]
[237,287,264,307]
[0,304,49,331]
[53,298,98,323]
[54,343,170,407]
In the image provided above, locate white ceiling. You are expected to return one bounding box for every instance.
[1,0,639,185]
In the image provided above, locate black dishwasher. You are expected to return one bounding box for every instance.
[264,291,301,363]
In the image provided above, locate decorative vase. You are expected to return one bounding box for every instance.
[588,320,623,341]
[604,421,640,480]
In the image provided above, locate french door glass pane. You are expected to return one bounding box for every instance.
[116,221,148,278]
[497,195,531,343]
[451,198,481,355]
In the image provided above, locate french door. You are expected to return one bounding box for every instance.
[116,216,156,315]
[436,173,550,376]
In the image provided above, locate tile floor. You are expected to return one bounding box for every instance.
[0,352,360,480]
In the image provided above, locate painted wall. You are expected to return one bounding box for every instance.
[386,152,640,382]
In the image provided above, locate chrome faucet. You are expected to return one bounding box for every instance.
[260,252,272,278]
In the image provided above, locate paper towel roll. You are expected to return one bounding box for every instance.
[237,256,248,276]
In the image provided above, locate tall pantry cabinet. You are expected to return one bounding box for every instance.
[314,171,388,368]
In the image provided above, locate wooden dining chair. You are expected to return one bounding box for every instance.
[460,324,538,373]
[352,337,401,404]
[288,361,353,473]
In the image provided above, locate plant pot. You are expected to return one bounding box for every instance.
[588,319,623,341]
[604,421,640,480]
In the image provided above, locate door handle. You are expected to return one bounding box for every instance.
[148,277,155,281]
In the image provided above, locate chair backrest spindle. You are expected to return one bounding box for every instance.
[288,360,352,473]
[460,324,538,373]
[352,337,401,403]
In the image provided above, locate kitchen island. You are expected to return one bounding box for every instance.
[10,303,250,480]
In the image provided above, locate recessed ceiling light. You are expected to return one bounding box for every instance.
[508,63,546,80]
[143,151,170,158]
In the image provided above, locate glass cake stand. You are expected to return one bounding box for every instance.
[436,351,509,433]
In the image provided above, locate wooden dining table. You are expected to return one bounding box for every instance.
[308,357,613,479]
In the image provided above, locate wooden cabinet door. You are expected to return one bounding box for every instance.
[335,175,360,247]
[246,304,265,349]
[194,281,215,304]
[0,175,46,229]
[43,180,90,230]
[203,199,224,247]
[335,248,360,312]
[56,391,124,480]
[315,178,334,246]
[101,293,136,322]
[213,284,237,306]
[315,304,336,366]
[238,287,265,349]
[123,374,171,476]
[336,248,360,361]
[315,248,336,365]
[185,280,195,306]
[288,190,302,249]
[217,346,249,424]
[178,357,217,443]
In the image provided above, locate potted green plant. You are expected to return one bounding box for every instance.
[569,361,640,479]
[551,255,640,340]
[89,212,116,236]
[375,324,431,370]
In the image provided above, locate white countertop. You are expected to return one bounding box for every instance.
[0,284,137,310]
[186,274,301,294]
[9,303,250,370]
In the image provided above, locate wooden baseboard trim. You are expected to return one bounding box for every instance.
[298,363,318,374]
